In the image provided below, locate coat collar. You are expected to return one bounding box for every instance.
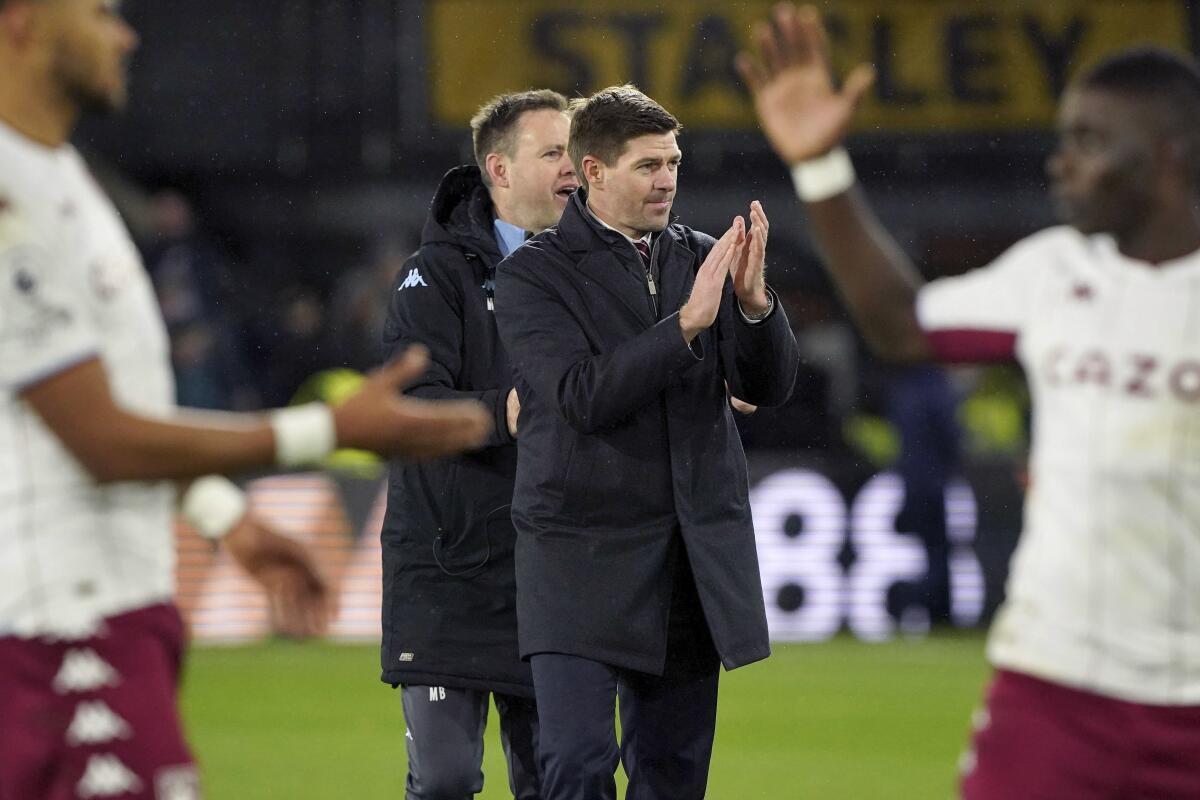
[556,188,685,255]
[555,189,696,327]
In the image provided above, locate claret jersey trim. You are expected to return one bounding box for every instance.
[923,328,1017,364]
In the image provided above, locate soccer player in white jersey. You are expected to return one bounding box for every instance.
[0,1,490,797]
[739,4,1200,798]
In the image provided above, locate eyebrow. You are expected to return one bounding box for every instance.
[635,154,681,167]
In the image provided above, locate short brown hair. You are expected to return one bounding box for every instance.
[568,85,680,188]
[470,89,569,187]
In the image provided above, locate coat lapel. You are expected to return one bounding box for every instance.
[558,193,659,328]
[656,230,697,319]
[575,250,657,328]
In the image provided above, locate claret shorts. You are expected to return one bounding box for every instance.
[0,603,198,800]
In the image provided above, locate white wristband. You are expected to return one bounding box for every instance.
[181,475,247,541]
[269,402,337,467]
[791,147,856,202]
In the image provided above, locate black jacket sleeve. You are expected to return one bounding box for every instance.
[726,285,800,407]
[495,253,703,434]
[382,247,513,448]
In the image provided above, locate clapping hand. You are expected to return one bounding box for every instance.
[731,201,771,316]
[679,218,747,343]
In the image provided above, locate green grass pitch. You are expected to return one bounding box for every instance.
[181,635,991,798]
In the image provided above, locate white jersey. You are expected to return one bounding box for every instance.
[917,226,1200,704]
[0,121,176,639]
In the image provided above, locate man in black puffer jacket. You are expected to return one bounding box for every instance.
[380,90,578,800]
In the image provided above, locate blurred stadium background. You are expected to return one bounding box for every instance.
[74,0,1198,796]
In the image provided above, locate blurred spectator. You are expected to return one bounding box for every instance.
[141,189,260,409]
[326,238,413,372]
[257,286,330,408]
[885,365,962,627]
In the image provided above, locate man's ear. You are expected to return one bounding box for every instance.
[1156,135,1200,193]
[581,155,605,191]
[0,0,40,48]
[485,152,509,189]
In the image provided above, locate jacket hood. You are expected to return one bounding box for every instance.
[421,165,502,261]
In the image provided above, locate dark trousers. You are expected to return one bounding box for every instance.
[401,685,540,799]
[530,545,721,800]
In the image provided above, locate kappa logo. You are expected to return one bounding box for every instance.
[397,268,428,291]
[54,649,120,694]
[67,700,132,746]
[155,765,201,800]
[76,753,143,798]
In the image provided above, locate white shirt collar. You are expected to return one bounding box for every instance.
[585,201,651,248]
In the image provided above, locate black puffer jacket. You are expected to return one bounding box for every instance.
[379,165,530,696]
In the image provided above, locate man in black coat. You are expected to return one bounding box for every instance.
[381,90,578,800]
[494,85,800,800]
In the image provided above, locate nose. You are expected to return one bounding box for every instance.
[560,159,576,178]
[655,166,676,192]
[118,17,140,54]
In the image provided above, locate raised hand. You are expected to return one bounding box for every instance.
[224,514,335,638]
[333,345,491,459]
[735,3,875,164]
[679,218,746,343]
[730,201,770,315]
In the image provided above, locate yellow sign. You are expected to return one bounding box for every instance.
[428,0,1192,132]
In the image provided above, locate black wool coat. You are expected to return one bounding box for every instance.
[379,166,531,696]
[494,191,800,675]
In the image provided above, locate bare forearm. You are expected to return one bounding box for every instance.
[805,188,932,362]
[72,408,275,483]
[23,350,490,484]
[21,359,275,482]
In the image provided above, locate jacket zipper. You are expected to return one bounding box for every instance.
[645,239,659,318]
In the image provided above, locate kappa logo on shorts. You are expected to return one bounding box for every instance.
[54,649,120,694]
[397,268,428,291]
[66,700,132,746]
[155,764,201,800]
[76,753,143,798]
[958,747,977,777]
